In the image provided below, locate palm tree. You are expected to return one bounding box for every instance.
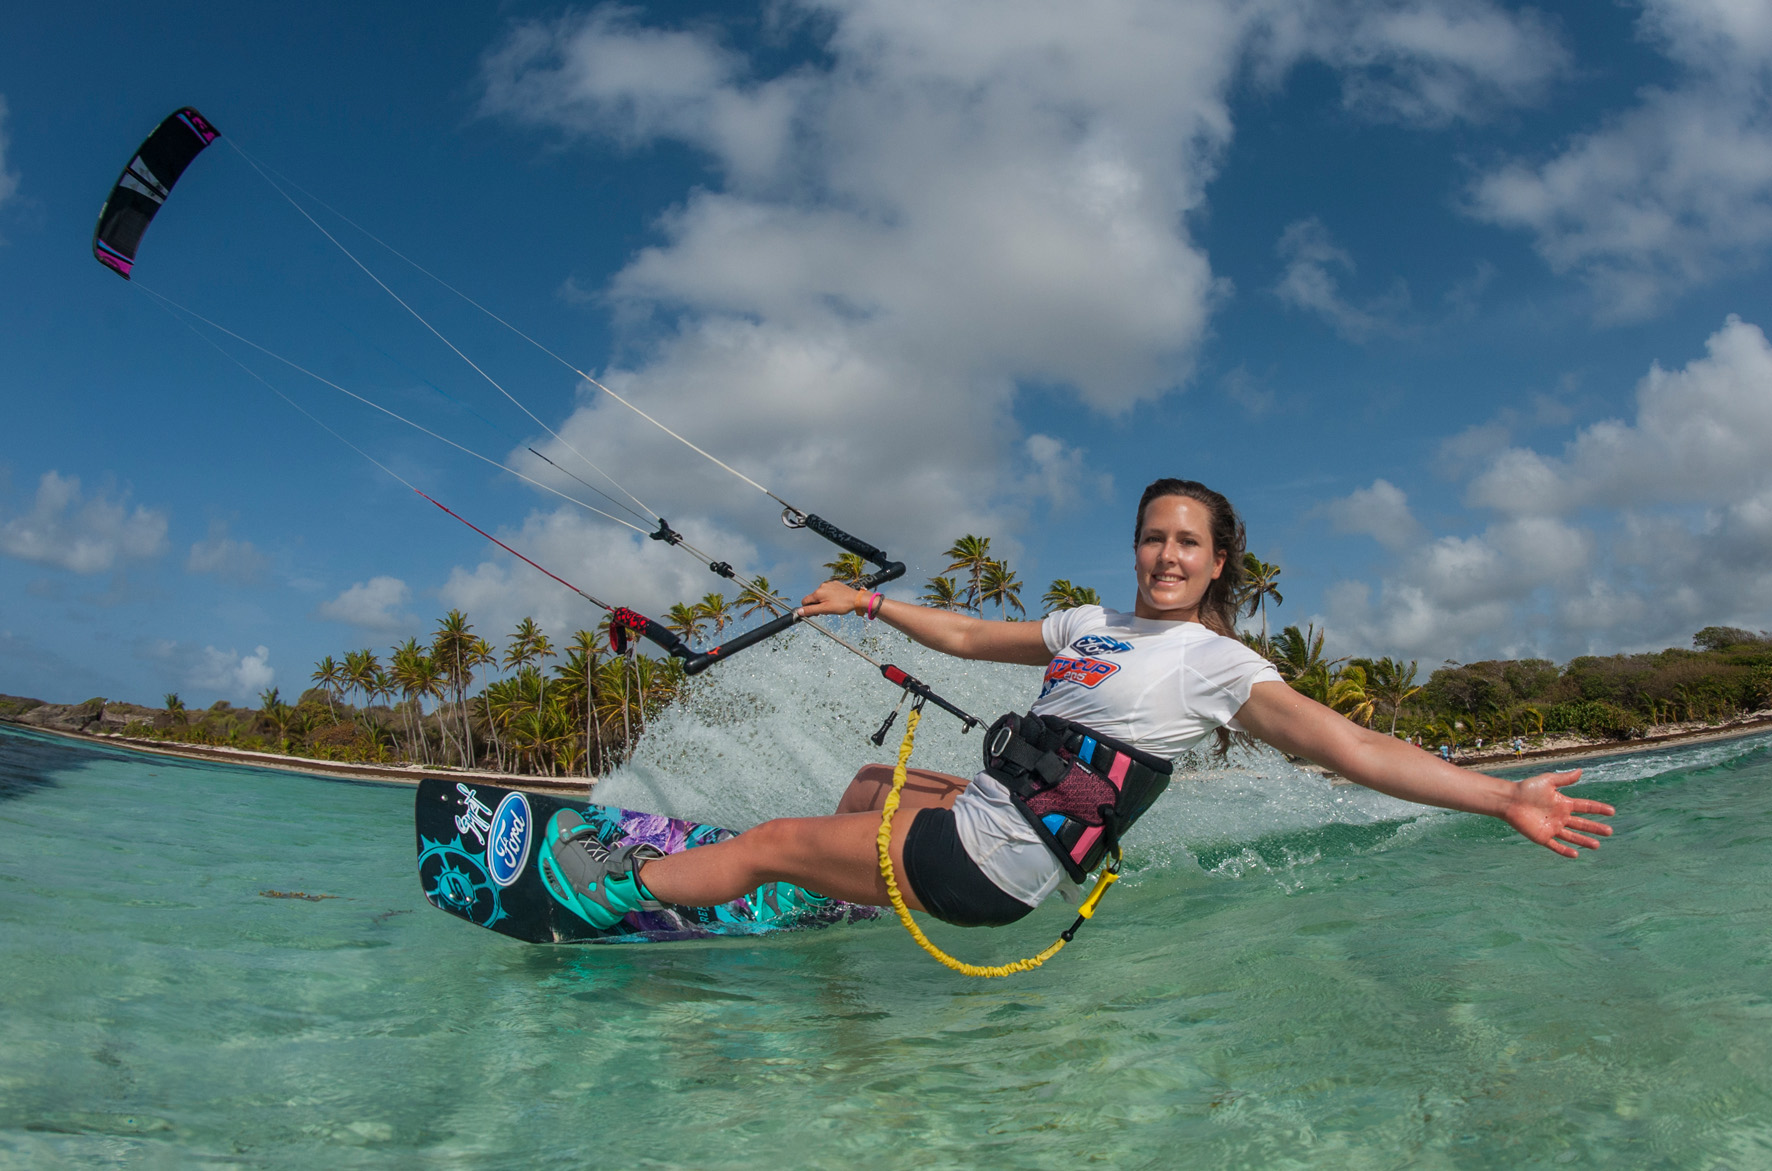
[1367,657,1422,736]
[310,656,345,719]
[736,577,782,619]
[344,649,382,732]
[553,632,604,779]
[257,686,294,749]
[943,535,992,612]
[504,617,556,755]
[431,610,478,768]
[1239,554,1284,644]
[1327,665,1377,727]
[696,593,733,635]
[362,668,397,751]
[666,602,708,644]
[978,559,1026,618]
[388,638,429,763]
[468,634,499,769]
[1041,579,1101,613]
[822,553,868,587]
[920,576,965,611]
[422,647,453,765]
[1270,624,1344,704]
[503,617,546,676]
[163,692,187,727]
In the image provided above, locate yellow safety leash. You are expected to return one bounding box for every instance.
[875,702,1121,977]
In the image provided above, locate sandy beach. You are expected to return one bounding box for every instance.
[6,722,600,794]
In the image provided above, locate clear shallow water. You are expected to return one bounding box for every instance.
[2,663,1770,1168]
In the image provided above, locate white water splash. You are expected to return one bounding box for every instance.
[598,623,1423,864]
[594,621,1034,829]
[595,623,1764,873]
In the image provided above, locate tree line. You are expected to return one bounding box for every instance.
[1233,557,1772,751]
[123,540,1772,774]
[134,608,684,778]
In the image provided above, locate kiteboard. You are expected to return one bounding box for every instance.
[415,777,879,943]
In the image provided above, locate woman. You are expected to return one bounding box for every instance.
[540,478,1615,930]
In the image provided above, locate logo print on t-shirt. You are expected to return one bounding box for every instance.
[1040,656,1120,697]
[1072,635,1133,656]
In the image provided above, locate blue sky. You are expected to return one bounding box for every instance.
[4,0,1772,707]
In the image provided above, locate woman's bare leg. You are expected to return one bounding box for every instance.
[833,764,971,814]
[637,810,928,911]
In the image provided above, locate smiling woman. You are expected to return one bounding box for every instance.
[535,477,1621,954]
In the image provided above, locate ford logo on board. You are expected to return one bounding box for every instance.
[486,792,532,888]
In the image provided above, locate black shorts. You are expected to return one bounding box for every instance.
[902,806,1036,928]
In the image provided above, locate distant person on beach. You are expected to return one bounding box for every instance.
[1514,737,1525,758]
[541,478,1617,931]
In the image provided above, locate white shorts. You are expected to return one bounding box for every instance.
[950,772,1065,907]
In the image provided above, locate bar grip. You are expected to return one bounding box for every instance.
[611,606,694,662]
[856,561,906,589]
[683,610,803,675]
[804,514,892,568]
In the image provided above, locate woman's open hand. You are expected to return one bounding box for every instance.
[1502,769,1615,857]
[798,580,868,618]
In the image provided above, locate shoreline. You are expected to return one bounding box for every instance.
[1458,712,1772,772]
[3,721,599,793]
[9,711,1772,792]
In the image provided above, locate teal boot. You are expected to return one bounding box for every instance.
[539,811,667,928]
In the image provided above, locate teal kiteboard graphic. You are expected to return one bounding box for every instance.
[415,777,878,943]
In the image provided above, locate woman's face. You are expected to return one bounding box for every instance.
[1133,494,1226,621]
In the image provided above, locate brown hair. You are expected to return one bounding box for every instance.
[1133,478,1247,637]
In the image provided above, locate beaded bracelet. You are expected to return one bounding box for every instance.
[865,592,885,620]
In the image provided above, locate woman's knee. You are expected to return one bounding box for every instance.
[746,816,824,862]
[851,763,896,787]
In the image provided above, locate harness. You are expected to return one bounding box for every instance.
[874,701,1173,978]
[982,712,1173,883]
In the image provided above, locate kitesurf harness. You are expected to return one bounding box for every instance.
[981,711,1173,884]
[875,697,1169,977]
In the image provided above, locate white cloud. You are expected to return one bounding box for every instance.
[1469,0,1772,317]
[141,640,276,702]
[1466,315,1772,515]
[186,520,270,583]
[317,576,415,631]
[1322,479,1423,550]
[0,95,18,215]
[479,1,1564,577]
[1014,434,1112,512]
[1327,316,1772,659]
[193,645,274,698]
[0,471,168,573]
[1257,0,1570,125]
[1273,217,1409,340]
[1219,366,1277,417]
[480,7,809,187]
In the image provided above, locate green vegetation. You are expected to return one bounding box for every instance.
[116,609,684,778]
[1231,569,1772,751]
[84,540,1772,775]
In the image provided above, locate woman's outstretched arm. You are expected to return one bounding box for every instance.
[1235,680,1615,857]
[798,581,1054,666]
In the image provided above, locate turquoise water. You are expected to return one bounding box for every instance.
[2,714,1769,1168]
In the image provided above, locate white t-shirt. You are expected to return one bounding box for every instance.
[951,606,1283,906]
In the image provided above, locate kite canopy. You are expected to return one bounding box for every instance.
[92,107,220,279]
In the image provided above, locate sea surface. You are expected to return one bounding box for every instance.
[2,636,1769,1169]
